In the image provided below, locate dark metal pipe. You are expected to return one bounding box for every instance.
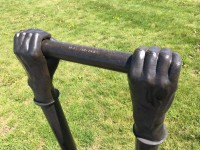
[40,99,77,150]
[42,40,132,73]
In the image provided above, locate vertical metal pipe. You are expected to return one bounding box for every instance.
[40,99,76,150]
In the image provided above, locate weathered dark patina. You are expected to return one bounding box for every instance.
[42,39,132,73]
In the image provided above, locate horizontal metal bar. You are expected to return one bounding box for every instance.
[42,40,132,73]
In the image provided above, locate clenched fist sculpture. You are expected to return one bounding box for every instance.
[14,29,76,150]
[128,46,181,149]
[14,29,60,105]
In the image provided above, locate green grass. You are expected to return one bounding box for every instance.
[0,0,199,149]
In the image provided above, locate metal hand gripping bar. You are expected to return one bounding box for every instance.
[42,40,132,73]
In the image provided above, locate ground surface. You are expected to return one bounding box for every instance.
[0,0,199,149]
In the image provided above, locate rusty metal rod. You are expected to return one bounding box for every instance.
[42,40,132,73]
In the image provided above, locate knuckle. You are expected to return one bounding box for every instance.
[134,48,142,55]
[14,32,20,38]
[135,46,146,53]
[33,33,41,39]
[21,32,26,36]
[27,33,33,37]
[173,52,182,67]
[144,74,155,85]
[30,51,40,58]
[157,79,169,89]
[162,48,171,51]
[173,52,181,58]
[34,32,39,36]
[160,52,171,61]
[146,51,158,59]
[150,46,160,50]
[134,49,146,59]
[174,61,182,69]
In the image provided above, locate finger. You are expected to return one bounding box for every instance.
[129,46,148,79]
[143,46,160,81]
[156,48,172,80]
[18,32,26,47]
[13,32,20,53]
[29,32,51,58]
[169,52,182,83]
[22,33,33,51]
[29,33,43,56]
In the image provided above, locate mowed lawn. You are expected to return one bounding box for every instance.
[0,0,199,149]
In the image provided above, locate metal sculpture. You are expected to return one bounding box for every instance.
[14,29,181,150]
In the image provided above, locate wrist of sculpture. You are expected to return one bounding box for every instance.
[34,98,55,107]
[133,122,168,145]
[135,138,159,150]
[33,88,59,107]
